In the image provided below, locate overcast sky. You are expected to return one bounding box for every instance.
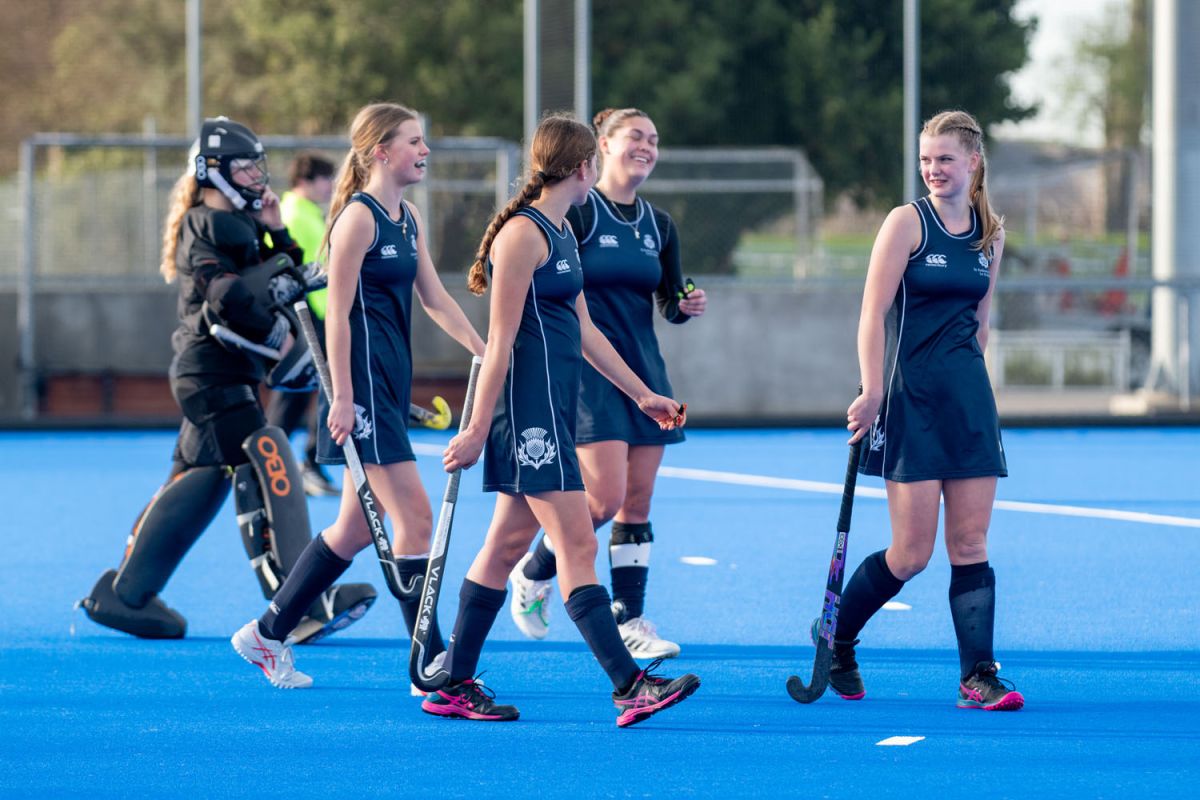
[993,0,1125,145]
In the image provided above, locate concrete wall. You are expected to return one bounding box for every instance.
[0,279,863,421]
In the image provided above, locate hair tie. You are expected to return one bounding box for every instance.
[533,170,549,182]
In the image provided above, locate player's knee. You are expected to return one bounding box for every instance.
[559,529,599,564]
[587,491,624,528]
[888,548,932,581]
[946,529,989,564]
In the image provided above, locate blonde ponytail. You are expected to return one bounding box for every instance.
[921,109,1004,256]
[159,173,202,282]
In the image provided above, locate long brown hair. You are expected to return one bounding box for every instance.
[159,173,202,282]
[593,107,650,141]
[319,102,419,260]
[921,109,1003,255]
[467,114,596,295]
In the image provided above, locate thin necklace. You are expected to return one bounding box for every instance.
[606,193,641,239]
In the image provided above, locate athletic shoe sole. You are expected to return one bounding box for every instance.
[957,690,1025,711]
[290,595,375,646]
[615,675,701,728]
[834,688,866,701]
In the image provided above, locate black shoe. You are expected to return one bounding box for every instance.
[421,678,520,721]
[612,658,700,727]
[301,462,339,497]
[810,618,865,700]
[957,661,1024,711]
[79,569,186,639]
[289,582,378,645]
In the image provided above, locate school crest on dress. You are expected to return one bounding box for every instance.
[517,427,557,470]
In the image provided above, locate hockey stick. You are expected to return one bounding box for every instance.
[292,301,423,601]
[209,322,441,427]
[409,354,484,692]
[786,435,864,703]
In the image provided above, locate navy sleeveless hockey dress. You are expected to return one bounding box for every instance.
[483,207,586,494]
[571,189,684,446]
[317,192,418,466]
[858,197,1007,482]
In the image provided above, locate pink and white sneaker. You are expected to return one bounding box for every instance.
[231,620,313,689]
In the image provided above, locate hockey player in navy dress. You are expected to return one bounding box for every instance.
[231,103,485,689]
[510,108,706,659]
[81,117,374,645]
[835,110,1023,711]
[426,115,699,726]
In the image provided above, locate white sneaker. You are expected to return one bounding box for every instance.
[509,553,553,640]
[618,616,681,659]
[410,651,447,697]
[231,620,313,689]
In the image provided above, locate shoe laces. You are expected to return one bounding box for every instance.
[623,616,659,638]
[634,657,670,687]
[521,583,552,623]
[457,674,498,706]
[969,661,1015,693]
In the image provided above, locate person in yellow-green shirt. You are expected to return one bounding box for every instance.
[267,151,338,496]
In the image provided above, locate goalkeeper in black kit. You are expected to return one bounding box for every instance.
[81,117,376,643]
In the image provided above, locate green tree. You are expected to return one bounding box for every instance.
[1068,0,1149,232]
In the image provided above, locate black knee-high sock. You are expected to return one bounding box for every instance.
[835,549,906,642]
[949,561,996,679]
[522,535,558,581]
[565,584,640,692]
[259,533,350,641]
[395,557,445,658]
[609,521,652,621]
[446,580,507,683]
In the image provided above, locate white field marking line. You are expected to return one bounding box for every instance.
[655,465,1200,529]
[411,445,1200,529]
[680,556,718,566]
[882,601,912,611]
[876,736,924,747]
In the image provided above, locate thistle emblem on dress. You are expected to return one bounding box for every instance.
[352,403,374,440]
[868,415,885,452]
[517,427,557,470]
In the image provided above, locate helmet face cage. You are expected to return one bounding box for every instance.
[190,117,269,211]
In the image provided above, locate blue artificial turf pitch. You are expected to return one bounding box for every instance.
[1,427,1197,798]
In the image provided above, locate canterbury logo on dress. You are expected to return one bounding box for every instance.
[598,234,619,248]
[924,253,948,267]
[380,244,398,258]
[555,259,572,274]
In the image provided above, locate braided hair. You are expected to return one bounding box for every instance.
[468,114,597,295]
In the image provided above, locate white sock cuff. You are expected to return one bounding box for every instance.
[609,542,651,569]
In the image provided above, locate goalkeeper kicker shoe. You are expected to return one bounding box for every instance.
[232,620,313,689]
[288,582,377,645]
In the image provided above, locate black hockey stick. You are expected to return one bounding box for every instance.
[293,300,422,601]
[786,435,864,703]
[209,322,441,427]
[409,354,484,692]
